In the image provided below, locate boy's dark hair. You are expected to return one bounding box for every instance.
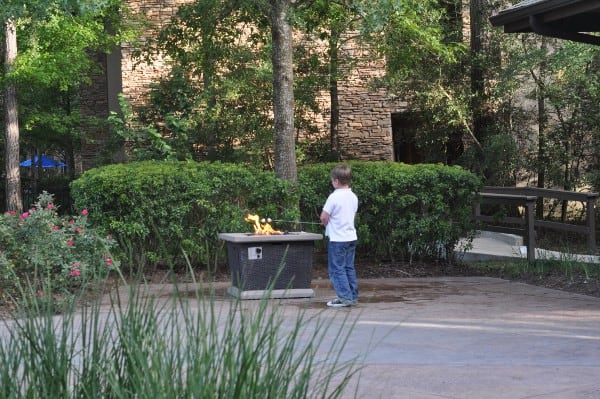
[331,164,352,185]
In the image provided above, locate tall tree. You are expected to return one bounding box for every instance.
[269,0,297,181]
[146,0,305,179]
[3,17,21,212]
[470,0,489,144]
[296,0,364,159]
[2,1,51,212]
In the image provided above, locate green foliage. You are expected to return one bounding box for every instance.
[108,94,179,161]
[1,0,139,186]
[543,42,600,190]
[124,0,329,167]
[459,127,522,185]
[133,0,276,165]
[364,0,463,78]
[486,32,600,190]
[299,161,481,261]
[361,0,470,164]
[9,1,136,89]
[70,161,299,268]
[0,192,118,309]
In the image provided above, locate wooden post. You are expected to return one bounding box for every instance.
[525,197,536,263]
[586,195,597,254]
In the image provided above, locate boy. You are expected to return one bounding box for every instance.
[320,164,358,307]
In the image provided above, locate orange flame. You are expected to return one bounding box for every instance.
[245,213,283,235]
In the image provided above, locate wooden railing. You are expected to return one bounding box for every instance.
[474,186,598,262]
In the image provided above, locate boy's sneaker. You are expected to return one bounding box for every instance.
[326,298,351,308]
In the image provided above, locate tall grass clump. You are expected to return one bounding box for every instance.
[0,278,360,398]
[532,251,600,281]
[468,253,600,284]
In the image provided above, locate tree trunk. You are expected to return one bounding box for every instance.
[203,39,218,160]
[328,28,341,160]
[535,38,549,220]
[469,0,485,143]
[4,18,23,213]
[270,0,297,182]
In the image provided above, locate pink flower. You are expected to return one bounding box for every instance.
[20,212,29,219]
[69,269,81,277]
[105,258,113,267]
[37,291,44,297]
[81,209,88,216]
[47,204,54,209]
[53,225,59,231]
[76,227,83,234]
[67,240,74,247]
[69,220,75,225]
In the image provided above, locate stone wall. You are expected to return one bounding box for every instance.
[335,37,404,161]
[81,0,405,167]
[120,0,190,107]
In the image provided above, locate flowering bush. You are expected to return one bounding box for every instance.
[0,192,118,308]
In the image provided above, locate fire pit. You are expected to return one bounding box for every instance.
[219,215,323,299]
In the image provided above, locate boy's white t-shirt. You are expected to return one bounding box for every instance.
[322,188,358,242]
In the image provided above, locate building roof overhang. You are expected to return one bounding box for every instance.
[489,0,600,45]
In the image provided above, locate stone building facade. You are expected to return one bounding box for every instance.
[335,39,405,161]
[79,0,415,170]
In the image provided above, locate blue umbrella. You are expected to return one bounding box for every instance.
[20,155,67,168]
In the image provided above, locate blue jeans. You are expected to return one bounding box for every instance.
[328,240,358,302]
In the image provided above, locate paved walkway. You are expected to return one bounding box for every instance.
[102,273,600,399]
[307,277,600,399]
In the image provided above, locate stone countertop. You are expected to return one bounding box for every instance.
[218,232,323,243]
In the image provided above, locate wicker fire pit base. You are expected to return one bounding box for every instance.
[218,232,323,299]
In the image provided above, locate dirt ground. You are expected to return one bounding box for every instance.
[351,259,600,298]
[338,256,600,298]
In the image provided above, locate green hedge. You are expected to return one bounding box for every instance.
[298,162,482,261]
[71,160,481,268]
[70,161,298,268]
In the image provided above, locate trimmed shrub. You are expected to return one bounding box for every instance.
[71,160,480,269]
[70,161,299,268]
[299,162,482,261]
